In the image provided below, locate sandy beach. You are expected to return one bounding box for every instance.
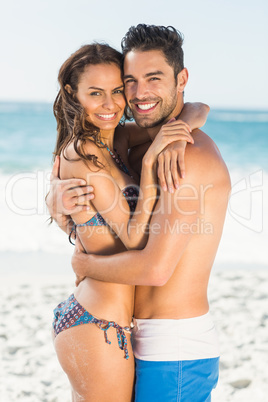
[1,252,267,401]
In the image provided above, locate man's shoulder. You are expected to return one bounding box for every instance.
[189,129,220,158]
[184,129,230,188]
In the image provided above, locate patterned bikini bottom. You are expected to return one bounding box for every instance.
[53,294,132,359]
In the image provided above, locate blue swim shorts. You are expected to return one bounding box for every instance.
[135,357,219,401]
[132,313,220,401]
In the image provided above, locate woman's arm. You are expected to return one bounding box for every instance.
[68,121,192,251]
[178,102,210,130]
[124,102,209,148]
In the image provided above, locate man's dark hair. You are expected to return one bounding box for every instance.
[121,24,184,79]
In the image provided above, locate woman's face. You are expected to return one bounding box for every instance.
[76,63,126,132]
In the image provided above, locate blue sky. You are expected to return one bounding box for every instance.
[1,0,267,109]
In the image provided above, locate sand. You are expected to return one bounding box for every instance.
[1,253,268,401]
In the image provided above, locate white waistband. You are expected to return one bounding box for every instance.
[132,312,220,361]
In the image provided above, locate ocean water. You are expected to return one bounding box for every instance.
[1,102,268,267]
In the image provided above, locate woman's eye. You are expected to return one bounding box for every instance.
[90,92,101,96]
[113,89,124,94]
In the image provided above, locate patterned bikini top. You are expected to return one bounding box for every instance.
[69,144,139,244]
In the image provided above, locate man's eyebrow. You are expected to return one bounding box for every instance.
[123,74,135,80]
[123,71,164,80]
[145,71,164,78]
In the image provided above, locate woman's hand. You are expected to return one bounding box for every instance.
[143,119,194,192]
[157,140,188,192]
[143,119,193,167]
[156,102,209,192]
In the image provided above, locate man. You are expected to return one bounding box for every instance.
[47,25,230,401]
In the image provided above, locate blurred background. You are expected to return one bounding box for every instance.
[1,1,268,401]
[1,0,267,271]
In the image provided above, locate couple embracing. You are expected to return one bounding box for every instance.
[46,24,230,401]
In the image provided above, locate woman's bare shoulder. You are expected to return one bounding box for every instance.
[60,139,106,179]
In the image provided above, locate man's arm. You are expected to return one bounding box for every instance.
[72,186,198,286]
[72,133,230,286]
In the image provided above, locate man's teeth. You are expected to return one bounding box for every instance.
[137,103,157,110]
[97,113,116,118]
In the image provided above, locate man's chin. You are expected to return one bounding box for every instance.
[134,115,166,129]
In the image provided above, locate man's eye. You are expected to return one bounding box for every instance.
[113,89,124,94]
[90,92,101,96]
[125,79,135,84]
[150,77,160,81]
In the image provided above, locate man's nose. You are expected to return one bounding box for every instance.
[135,81,148,100]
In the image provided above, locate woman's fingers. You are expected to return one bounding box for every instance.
[171,152,181,189]
[158,151,176,193]
[157,154,167,192]
[164,153,175,193]
[164,119,192,133]
[157,141,188,191]
[177,149,186,180]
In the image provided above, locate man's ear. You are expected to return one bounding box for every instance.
[176,68,189,93]
[65,84,73,95]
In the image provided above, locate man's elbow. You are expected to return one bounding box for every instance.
[204,103,210,113]
[144,263,172,287]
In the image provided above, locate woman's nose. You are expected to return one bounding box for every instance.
[103,95,115,109]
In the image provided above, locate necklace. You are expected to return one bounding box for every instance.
[100,141,133,178]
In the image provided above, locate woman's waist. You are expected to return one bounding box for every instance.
[74,278,134,325]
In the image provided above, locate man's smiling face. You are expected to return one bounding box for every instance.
[123,49,180,129]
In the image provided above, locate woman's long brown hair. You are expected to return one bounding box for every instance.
[53,43,125,169]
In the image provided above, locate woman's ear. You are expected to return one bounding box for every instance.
[176,68,189,93]
[65,84,73,95]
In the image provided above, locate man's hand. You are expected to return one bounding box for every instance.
[46,156,95,230]
[72,236,88,286]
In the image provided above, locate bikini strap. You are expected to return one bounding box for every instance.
[69,222,77,245]
[95,319,131,360]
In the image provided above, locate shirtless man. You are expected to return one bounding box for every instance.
[47,25,230,401]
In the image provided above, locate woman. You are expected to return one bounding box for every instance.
[51,43,207,401]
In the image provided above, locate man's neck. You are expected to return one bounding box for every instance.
[146,99,184,141]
